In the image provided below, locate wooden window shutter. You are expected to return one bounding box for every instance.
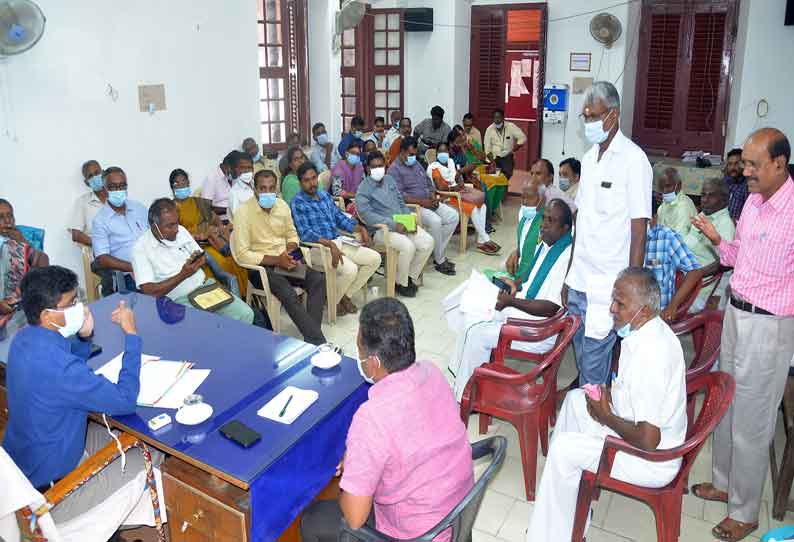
[469,9,504,134]
[642,12,683,131]
[685,9,728,133]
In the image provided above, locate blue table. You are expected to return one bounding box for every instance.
[54,293,366,541]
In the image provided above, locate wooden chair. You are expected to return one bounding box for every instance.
[9,432,165,542]
[79,245,102,302]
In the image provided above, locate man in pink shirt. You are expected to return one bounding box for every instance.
[301,298,474,542]
[690,127,794,542]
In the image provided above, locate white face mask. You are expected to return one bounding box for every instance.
[662,192,677,204]
[583,110,614,145]
[238,171,254,184]
[48,302,86,338]
[519,205,537,222]
[370,167,386,181]
[357,353,379,384]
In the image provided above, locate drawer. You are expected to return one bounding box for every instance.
[163,471,248,542]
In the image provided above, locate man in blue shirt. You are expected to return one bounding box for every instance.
[91,166,148,294]
[309,122,340,174]
[3,265,159,525]
[338,115,366,157]
[291,162,380,316]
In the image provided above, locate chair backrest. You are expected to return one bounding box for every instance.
[673,271,723,321]
[671,371,735,489]
[496,314,581,381]
[318,170,331,191]
[671,310,723,380]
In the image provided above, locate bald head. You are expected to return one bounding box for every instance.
[742,127,791,200]
[521,182,541,207]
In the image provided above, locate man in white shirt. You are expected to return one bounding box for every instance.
[527,267,687,541]
[70,159,107,247]
[227,152,256,220]
[564,81,652,387]
[530,158,577,213]
[309,121,340,174]
[446,199,573,401]
[383,110,402,150]
[201,151,236,222]
[132,198,254,323]
[483,108,527,179]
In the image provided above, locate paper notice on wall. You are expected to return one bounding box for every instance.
[509,83,521,97]
[532,59,540,108]
[521,58,533,77]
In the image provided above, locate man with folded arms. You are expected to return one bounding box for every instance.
[528,267,687,541]
[291,162,380,316]
[690,128,794,542]
[132,198,253,323]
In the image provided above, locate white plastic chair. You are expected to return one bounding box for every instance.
[78,245,101,302]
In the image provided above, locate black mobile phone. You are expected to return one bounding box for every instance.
[88,343,103,359]
[190,250,206,264]
[220,420,261,448]
[492,277,512,293]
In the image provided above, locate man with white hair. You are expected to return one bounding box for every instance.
[563,81,652,386]
[527,267,687,541]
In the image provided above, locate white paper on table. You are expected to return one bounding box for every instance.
[94,353,160,382]
[258,386,319,425]
[584,274,615,340]
[154,370,210,409]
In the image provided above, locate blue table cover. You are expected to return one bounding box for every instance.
[2,293,368,541]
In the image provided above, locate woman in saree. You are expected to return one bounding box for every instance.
[453,125,509,223]
[169,169,247,298]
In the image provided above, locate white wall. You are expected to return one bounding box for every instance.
[726,0,794,151]
[308,0,342,138]
[0,0,260,280]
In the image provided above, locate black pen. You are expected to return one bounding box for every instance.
[279,394,294,417]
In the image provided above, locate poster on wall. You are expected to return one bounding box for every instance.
[504,51,539,121]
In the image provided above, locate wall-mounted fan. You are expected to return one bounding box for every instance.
[336,0,367,35]
[589,12,622,49]
[0,0,46,56]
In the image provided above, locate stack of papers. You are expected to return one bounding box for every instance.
[339,235,362,247]
[95,354,210,409]
[258,386,318,425]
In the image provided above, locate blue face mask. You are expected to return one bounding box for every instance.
[559,177,571,191]
[353,130,363,139]
[88,174,104,192]
[662,192,677,204]
[347,153,361,167]
[316,133,329,145]
[107,190,127,207]
[258,192,277,209]
[252,151,262,162]
[406,155,417,166]
[174,187,191,200]
[616,306,644,339]
[437,152,450,164]
[520,205,537,222]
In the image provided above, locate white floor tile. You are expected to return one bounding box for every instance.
[496,500,532,542]
[472,528,507,542]
[490,457,530,501]
[474,490,516,536]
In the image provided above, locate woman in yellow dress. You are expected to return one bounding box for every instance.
[169,169,247,298]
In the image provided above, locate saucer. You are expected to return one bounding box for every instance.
[311,350,342,369]
[175,403,213,425]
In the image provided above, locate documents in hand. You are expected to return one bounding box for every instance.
[443,270,500,329]
[257,386,319,425]
[339,235,362,247]
[95,354,211,409]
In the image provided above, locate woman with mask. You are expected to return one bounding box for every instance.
[427,141,499,255]
[280,146,307,204]
[330,141,365,202]
[169,169,247,297]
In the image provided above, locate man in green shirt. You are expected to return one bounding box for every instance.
[657,167,698,236]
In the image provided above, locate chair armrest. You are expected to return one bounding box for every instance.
[44,432,139,509]
[596,434,697,476]
[670,312,706,336]
[473,363,544,385]
[301,241,334,272]
[406,204,423,228]
[235,260,271,291]
[334,196,346,211]
[436,191,463,211]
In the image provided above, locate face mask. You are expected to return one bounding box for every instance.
[316,133,329,145]
[437,152,449,164]
[559,177,571,191]
[520,205,537,222]
[353,130,363,139]
[616,306,644,339]
[88,174,104,192]
[347,154,361,167]
[495,122,504,130]
[662,192,677,204]
[252,151,262,162]
[174,187,191,200]
[370,167,385,181]
[107,190,127,207]
[393,121,399,129]
[357,355,377,384]
[584,110,613,145]
[406,155,417,166]
[258,192,277,209]
[154,223,177,245]
[48,302,86,338]
[239,171,254,185]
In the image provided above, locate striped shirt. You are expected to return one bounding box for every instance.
[718,177,794,316]
[645,224,701,309]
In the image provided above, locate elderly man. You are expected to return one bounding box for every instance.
[356,151,434,298]
[724,147,749,221]
[414,105,452,155]
[389,136,458,276]
[528,267,687,541]
[690,128,794,542]
[683,177,736,311]
[387,117,412,164]
[201,151,238,222]
[242,137,267,172]
[227,152,255,219]
[91,166,148,293]
[233,168,327,345]
[70,159,107,247]
[132,199,254,323]
[558,157,581,200]
[339,115,366,157]
[309,122,340,174]
[447,199,574,400]
[300,298,473,542]
[657,167,697,236]
[291,162,380,316]
[529,158,577,212]
[484,108,527,180]
[564,81,652,386]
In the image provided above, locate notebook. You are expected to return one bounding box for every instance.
[257,386,319,425]
[392,213,417,232]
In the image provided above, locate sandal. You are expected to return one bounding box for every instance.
[711,517,758,542]
[476,243,500,255]
[691,482,728,503]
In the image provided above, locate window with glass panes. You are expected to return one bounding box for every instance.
[257,0,310,150]
[372,11,403,122]
[340,27,358,133]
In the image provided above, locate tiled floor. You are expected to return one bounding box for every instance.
[275,196,793,542]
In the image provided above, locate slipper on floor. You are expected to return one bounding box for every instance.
[713,519,759,542]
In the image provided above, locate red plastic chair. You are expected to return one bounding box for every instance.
[571,371,735,542]
[671,310,724,381]
[460,314,580,501]
[672,271,724,322]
